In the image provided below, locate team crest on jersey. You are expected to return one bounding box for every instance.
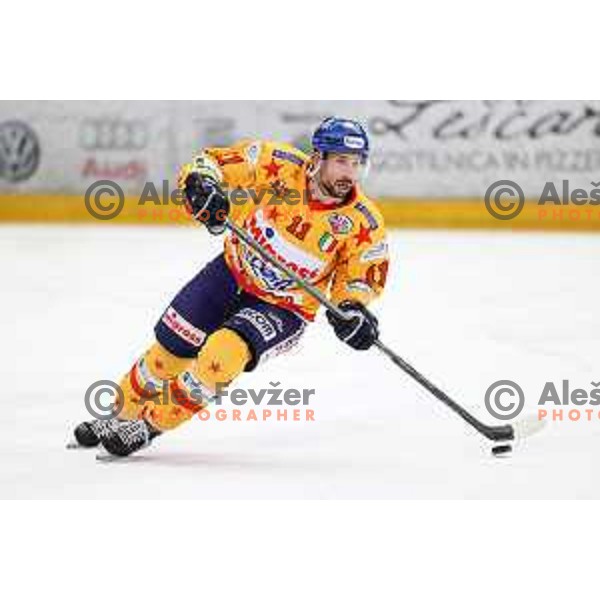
[355,202,379,230]
[328,213,353,235]
[272,148,304,167]
[318,232,338,253]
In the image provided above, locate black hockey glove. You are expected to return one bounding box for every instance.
[183,172,230,235]
[326,300,379,351]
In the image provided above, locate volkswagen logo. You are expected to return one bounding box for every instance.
[0,121,41,183]
[79,118,148,151]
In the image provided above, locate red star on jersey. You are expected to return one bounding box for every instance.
[262,159,282,179]
[353,224,373,247]
[267,206,281,222]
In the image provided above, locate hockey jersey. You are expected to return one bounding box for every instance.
[178,140,389,321]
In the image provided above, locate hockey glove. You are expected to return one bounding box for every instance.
[326,300,379,351]
[183,171,230,235]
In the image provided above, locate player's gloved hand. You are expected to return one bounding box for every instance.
[183,171,230,235]
[326,300,379,351]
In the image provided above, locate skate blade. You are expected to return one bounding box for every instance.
[66,440,98,450]
[95,439,154,462]
[95,449,148,462]
[95,451,130,462]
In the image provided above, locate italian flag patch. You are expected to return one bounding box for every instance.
[319,232,338,253]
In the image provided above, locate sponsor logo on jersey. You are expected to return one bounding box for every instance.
[354,202,379,230]
[259,323,306,365]
[180,370,215,400]
[346,280,373,295]
[246,210,325,279]
[215,150,245,166]
[135,356,163,390]
[245,142,261,166]
[318,232,338,253]
[360,240,388,263]
[272,148,305,167]
[235,308,277,342]
[239,211,325,296]
[243,249,296,293]
[162,307,206,347]
[328,213,353,235]
[265,310,285,332]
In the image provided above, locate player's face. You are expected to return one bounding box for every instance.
[319,153,362,198]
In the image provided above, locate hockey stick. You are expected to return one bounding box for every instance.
[225,218,542,444]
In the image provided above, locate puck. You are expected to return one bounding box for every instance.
[492,444,512,457]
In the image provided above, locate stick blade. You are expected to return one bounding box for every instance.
[512,414,547,440]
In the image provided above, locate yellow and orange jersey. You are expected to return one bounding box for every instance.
[178,140,389,320]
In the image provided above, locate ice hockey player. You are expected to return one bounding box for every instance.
[72,117,390,457]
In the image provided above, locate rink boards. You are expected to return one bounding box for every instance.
[1,193,599,231]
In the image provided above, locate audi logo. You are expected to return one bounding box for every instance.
[79,118,148,151]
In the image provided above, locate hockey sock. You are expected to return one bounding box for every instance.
[146,328,251,431]
[116,342,194,421]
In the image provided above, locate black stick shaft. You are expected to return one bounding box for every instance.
[373,340,513,441]
[225,218,514,442]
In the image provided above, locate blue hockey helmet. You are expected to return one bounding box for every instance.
[311,117,370,163]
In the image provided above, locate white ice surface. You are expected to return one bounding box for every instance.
[0,225,598,499]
